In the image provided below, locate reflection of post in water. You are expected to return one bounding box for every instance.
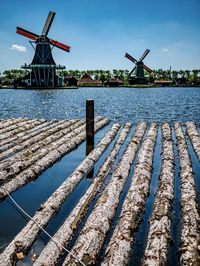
[86,99,94,178]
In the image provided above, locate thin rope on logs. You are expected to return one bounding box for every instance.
[101,123,157,266]
[0,118,109,201]
[34,123,132,266]
[185,122,200,161]
[0,123,119,266]
[142,123,174,265]
[174,122,200,266]
[63,122,147,266]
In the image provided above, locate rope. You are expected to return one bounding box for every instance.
[2,188,86,266]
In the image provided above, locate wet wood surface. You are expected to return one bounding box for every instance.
[0,119,199,266]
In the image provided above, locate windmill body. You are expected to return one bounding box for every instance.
[125,49,152,84]
[14,11,70,88]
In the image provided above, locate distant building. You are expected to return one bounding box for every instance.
[105,78,124,87]
[77,73,102,87]
[154,80,172,87]
[64,76,77,86]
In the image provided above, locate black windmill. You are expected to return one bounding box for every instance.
[125,49,152,84]
[15,11,71,88]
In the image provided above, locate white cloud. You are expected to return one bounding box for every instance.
[10,44,26,52]
[162,48,169,52]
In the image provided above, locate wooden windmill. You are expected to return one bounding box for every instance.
[14,11,71,88]
[125,49,152,84]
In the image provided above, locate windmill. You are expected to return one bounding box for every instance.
[14,11,71,88]
[125,49,152,84]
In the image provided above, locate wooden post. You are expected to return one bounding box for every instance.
[86,99,94,156]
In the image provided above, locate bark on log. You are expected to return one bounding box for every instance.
[0,118,27,130]
[185,122,200,161]
[101,123,157,266]
[0,120,82,184]
[0,120,57,151]
[34,123,132,266]
[0,118,29,135]
[0,119,79,162]
[0,119,45,142]
[174,122,200,266]
[63,122,147,266]
[142,123,174,265]
[0,118,109,201]
[0,121,118,266]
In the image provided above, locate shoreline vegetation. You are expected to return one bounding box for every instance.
[0,68,200,88]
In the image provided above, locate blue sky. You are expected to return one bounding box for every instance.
[0,0,199,73]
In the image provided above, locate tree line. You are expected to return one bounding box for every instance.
[0,68,200,86]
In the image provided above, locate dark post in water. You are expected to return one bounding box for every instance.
[86,99,94,155]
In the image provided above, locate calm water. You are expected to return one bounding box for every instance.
[0,87,199,265]
[0,87,200,124]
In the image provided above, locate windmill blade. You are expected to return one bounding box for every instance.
[16,27,39,40]
[41,11,56,36]
[143,64,152,73]
[129,66,136,76]
[49,38,71,52]
[139,49,150,62]
[125,53,137,64]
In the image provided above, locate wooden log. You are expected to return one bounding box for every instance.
[63,122,147,266]
[142,123,174,265]
[0,119,79,162]
[174,122,200,266]
[34,123,132,266]
[0,118,108,200]
[101,123,157,266]
[0,118,29,135]
[185,122,200,161]
[0,118,27,130]
[0,120,57,151]
[0,122,118,266]
[0,119,44,142]
[0,120,82,184]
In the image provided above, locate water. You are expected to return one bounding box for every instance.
[0,87,200,124]
[0,87,199,265]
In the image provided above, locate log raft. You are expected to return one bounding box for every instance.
[101,123,157,266]
[0,122,118,266]
[0,117,109,200]
[63,122,147,265]
[174,123,200,266]
[34,123,132,266]
[0,119,199,266]
[142,123,175,265]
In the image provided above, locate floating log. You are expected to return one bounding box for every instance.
[0,118,27,130]
[0,118,109,201]
[0,120,57,152]
[142,123,174,265]
[0,118,29,135]
[101,123,157,266]
[0,119,45,142]
[34,123,132,266]
[0,122,119,266]
[63,122,147,265]
[0,119,79,162]
[174,122,200,265]
[185,122,200,161]
[0,120,82,183]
